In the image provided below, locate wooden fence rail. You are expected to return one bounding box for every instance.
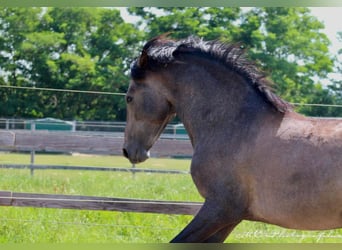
[0,191,202,215]
[0,164,189,174]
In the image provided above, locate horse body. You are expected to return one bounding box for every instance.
[123,35,342,242]
[248,112,342,230]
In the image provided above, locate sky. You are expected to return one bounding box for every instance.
[310,7,342,82]
[310,7,341,57]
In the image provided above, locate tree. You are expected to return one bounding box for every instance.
[128,7,241,40]
[0,8,142,120]
[0,7,339,120]
[129,7,335,116]
[325,31,342,116]
[0,8,42,117]
[237,8,334,116]
[89,8,143,120]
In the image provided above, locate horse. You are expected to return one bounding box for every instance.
[122,35,342,243]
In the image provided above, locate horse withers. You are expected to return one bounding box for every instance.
[123,35,342,242]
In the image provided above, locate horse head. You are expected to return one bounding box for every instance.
[122,46,176,164]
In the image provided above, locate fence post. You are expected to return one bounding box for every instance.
[132,164,136,179]
[30,120,36,176]
[71,120,76,132]
[30,150,35,176]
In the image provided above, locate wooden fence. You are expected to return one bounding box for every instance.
[0,129,193,175]
[0,129,199,216]
[0,130,193,156]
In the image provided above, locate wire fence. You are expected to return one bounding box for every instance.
[0,84,126,96]
[2,84,342,109]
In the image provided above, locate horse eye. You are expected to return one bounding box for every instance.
[126,96,133,103]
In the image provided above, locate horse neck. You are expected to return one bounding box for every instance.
[165,58,278,146]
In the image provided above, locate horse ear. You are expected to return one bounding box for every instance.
[138,33,173,68]
[138,49,149,68]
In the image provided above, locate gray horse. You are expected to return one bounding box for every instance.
[123,35,342,242]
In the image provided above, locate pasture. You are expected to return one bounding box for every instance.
[0,153,342,243]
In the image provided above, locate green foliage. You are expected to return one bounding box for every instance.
[327,32,342,115]
[0,7,341,119]
[242,8,334,111]
[129,7,338,117]
[128,7,241,40]
[0,8,142,120]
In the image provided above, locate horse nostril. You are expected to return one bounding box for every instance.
[123,148,129,158]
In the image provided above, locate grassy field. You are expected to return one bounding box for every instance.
[0,153,342,243]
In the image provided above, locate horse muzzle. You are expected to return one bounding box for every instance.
[122,145,150,164]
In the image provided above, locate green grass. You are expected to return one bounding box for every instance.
[0,153,342,243]
[0,152,190,170]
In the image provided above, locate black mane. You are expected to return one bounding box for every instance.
[131,35,291,113]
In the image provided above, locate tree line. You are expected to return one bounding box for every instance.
[0,7,341,121]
